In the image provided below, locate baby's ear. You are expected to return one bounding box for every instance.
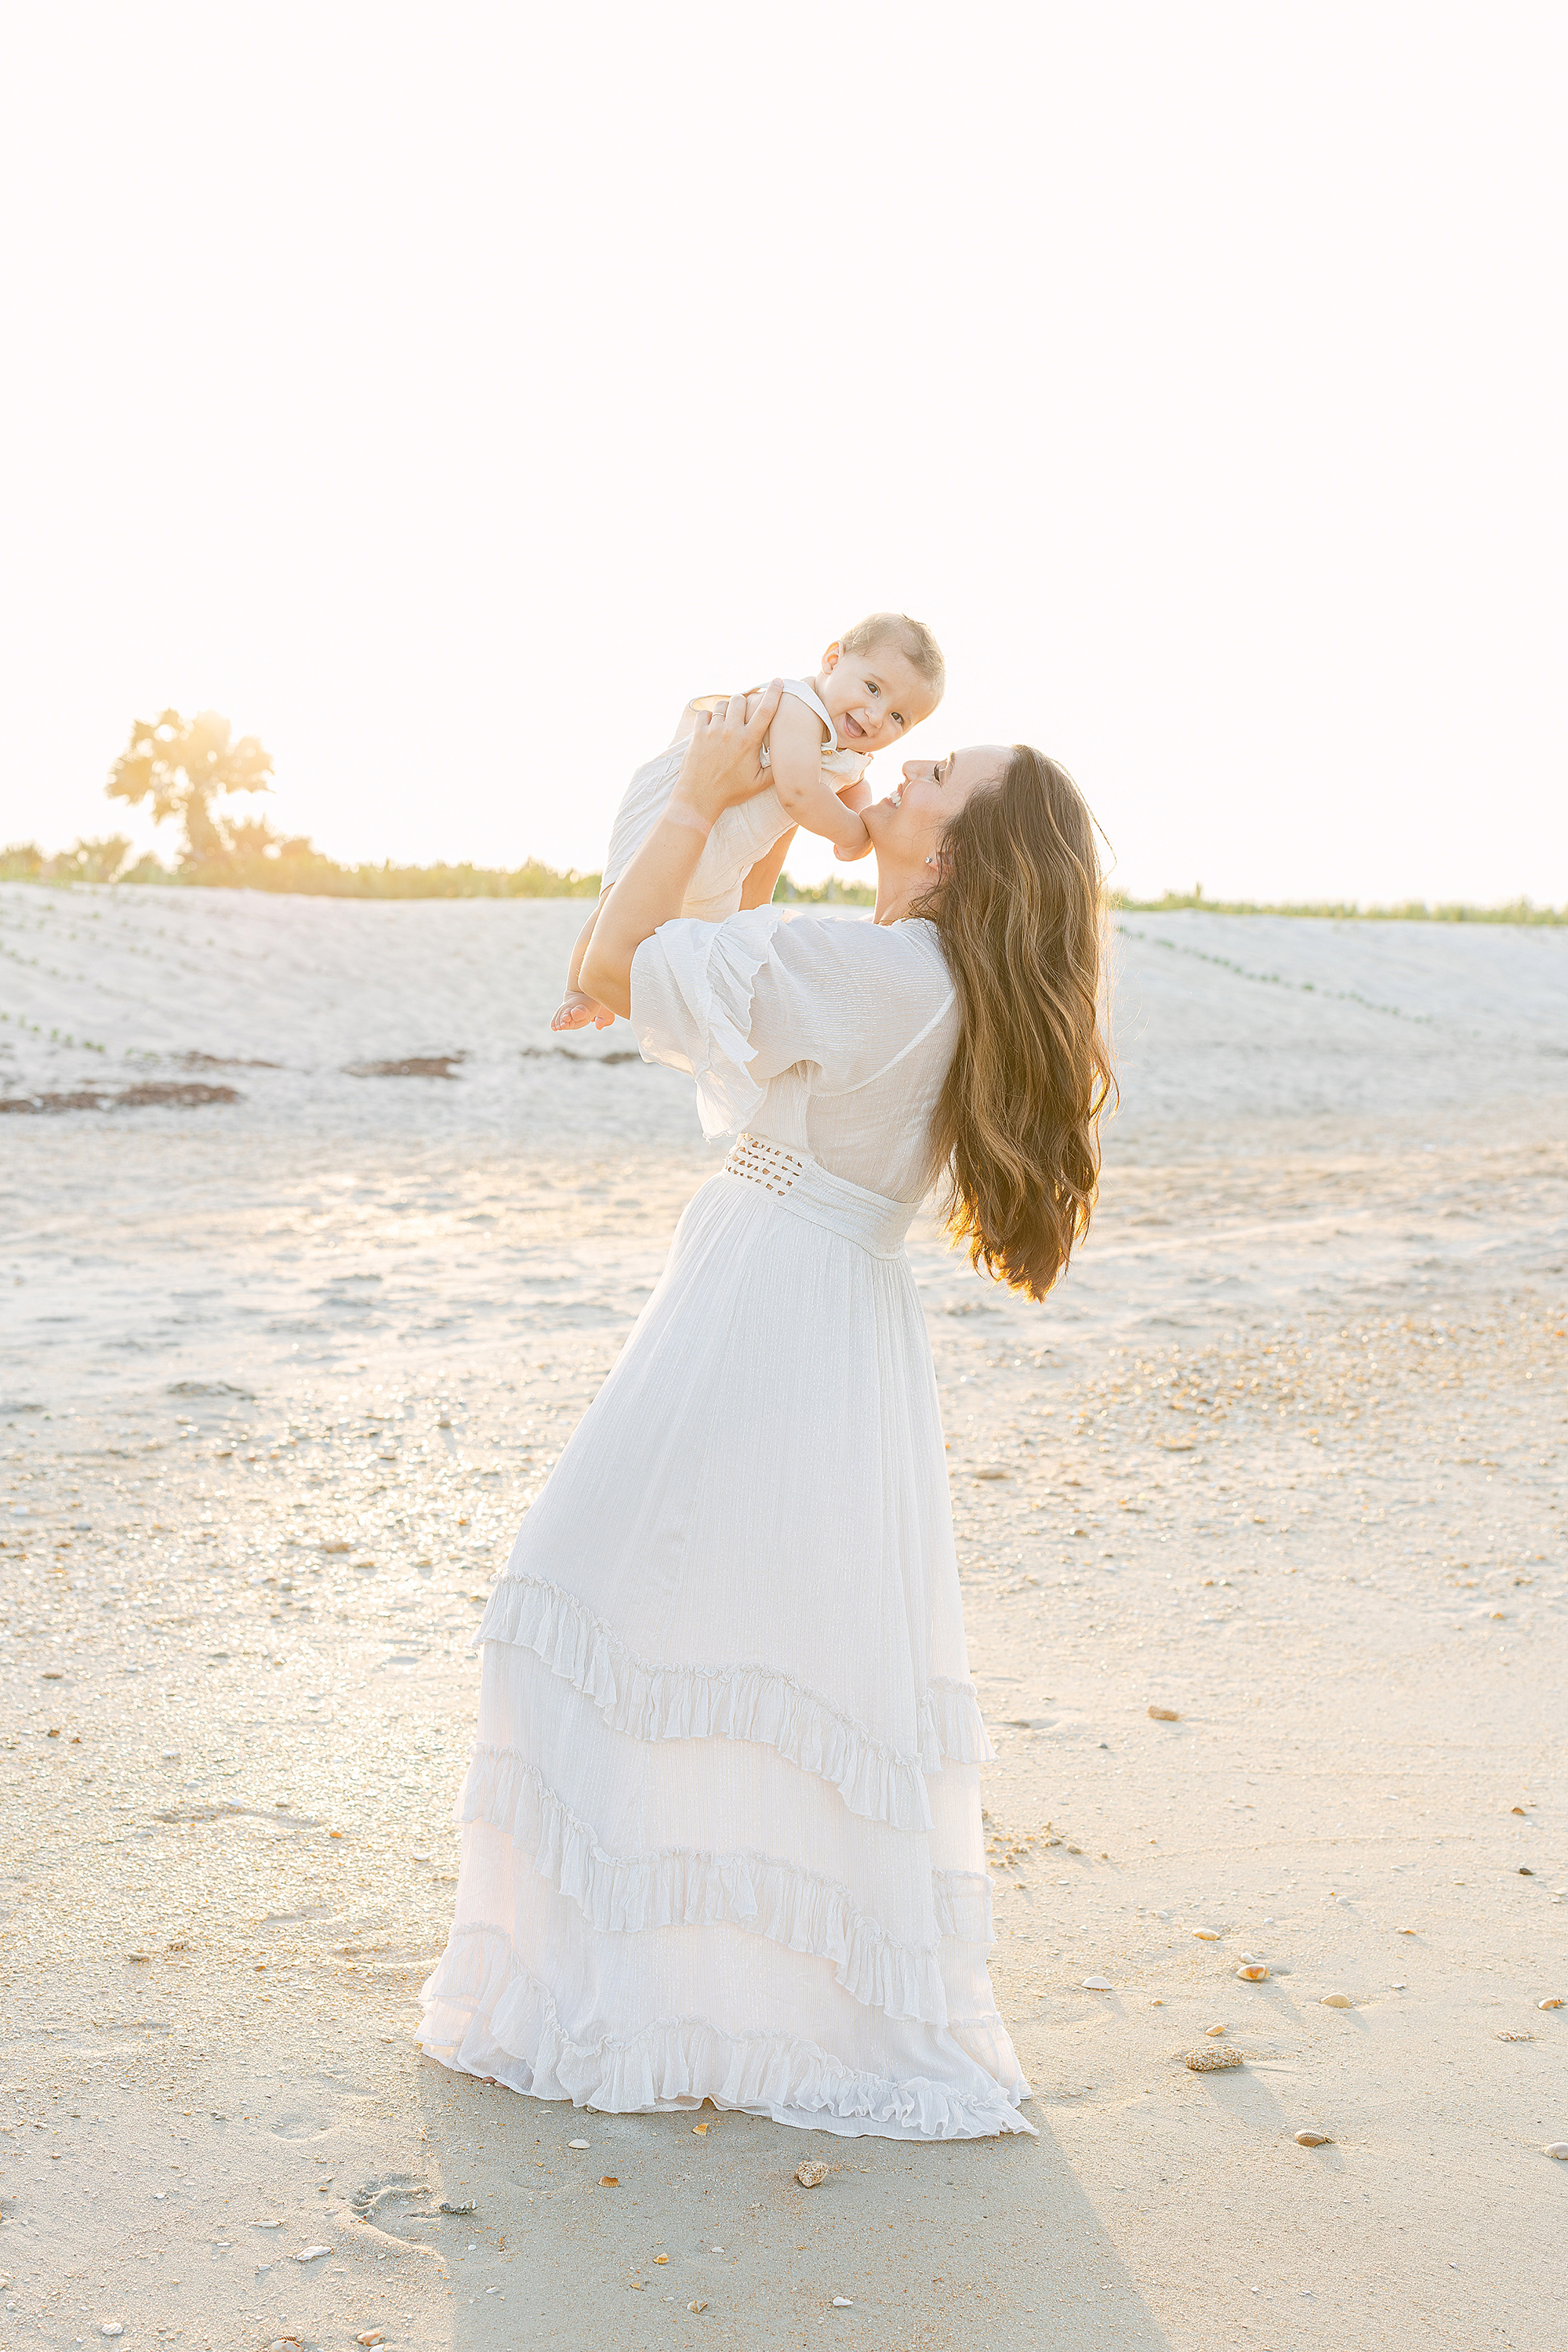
[821,641,841,672]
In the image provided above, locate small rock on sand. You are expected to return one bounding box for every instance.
[1182,2046,1243,2071]
[100,2331,124,2343]
[1148,1706,1180,1722]
[795,2160,830,2187]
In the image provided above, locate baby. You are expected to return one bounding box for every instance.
[552,612,945,1030]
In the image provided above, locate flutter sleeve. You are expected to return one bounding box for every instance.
[630,909,953,1142]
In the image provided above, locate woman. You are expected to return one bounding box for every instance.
[419,688,1112,2140]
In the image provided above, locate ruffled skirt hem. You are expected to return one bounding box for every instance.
[418,1925,1034,2143]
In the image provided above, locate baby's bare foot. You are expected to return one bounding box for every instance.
[552,991,615,1033]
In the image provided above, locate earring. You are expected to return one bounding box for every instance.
[924,855,937,866]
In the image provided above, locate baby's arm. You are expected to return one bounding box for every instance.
[766,697,871,856]
[832,779,874,862]
[552,893,617,1031]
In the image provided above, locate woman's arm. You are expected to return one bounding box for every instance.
[581,684,784,1020]
[766,696,871,855]
[739,826,797,909]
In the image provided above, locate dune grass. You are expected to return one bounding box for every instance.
[2,840,1558,920]
[1109,889,1566,924]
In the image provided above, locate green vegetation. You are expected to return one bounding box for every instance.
[771,873,876,906]
[0,837,601,898]
[1110,887,1566,924]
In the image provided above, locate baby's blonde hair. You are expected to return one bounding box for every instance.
[840,612,946,701]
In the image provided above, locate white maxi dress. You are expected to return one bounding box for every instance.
[418,908,1033,2139]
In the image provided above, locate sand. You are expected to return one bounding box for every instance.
[1,879,1565,2350]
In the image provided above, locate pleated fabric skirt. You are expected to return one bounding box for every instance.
[418,1146,1033,2139]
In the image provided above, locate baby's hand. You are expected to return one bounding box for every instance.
[552,989,615,1032]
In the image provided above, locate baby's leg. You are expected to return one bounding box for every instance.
[553,895,616,1030]
[739,828,796,909]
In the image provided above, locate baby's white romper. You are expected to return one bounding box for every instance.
[601,681,869,921]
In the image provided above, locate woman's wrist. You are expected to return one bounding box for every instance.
[663,800,713,840]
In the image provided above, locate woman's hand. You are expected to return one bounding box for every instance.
[667,682,785,827]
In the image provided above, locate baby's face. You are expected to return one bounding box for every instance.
[818,643,939,756]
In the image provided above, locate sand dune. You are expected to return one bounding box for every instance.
[1,882,1564,2349]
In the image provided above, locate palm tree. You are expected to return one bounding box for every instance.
[106,710,274,868]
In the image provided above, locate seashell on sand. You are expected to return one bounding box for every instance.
[1192,1929,1221,1941]
[1538,1998,1563,2009]
[1294,2132,1333,2147]
[1148,1706,1180,1722]
[795,2160,831,2188]
[1496,2029,1534,2042]
[1081,1975,1113,1991]
[1204,2024,1225,2037]
[1236,1965,1269,1981]
[1320,1992,1354,2007]
[1182,2046,1243,2071]
[1544,2143,1568,2159]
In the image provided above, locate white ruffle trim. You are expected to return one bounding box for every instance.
[419,1922,1033,2141]
[475,1573,993,1833]
[633,908,785,1141]
[458,1744,950,2023]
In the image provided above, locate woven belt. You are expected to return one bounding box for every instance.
[720,1132,917,1259]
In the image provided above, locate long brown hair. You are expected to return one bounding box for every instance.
[914,746,1113,1301]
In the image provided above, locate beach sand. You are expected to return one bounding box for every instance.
[2,880,1565,2349]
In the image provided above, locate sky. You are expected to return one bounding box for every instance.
[2,2,1563,904]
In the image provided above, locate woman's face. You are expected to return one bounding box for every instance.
[861,745,1011,869]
